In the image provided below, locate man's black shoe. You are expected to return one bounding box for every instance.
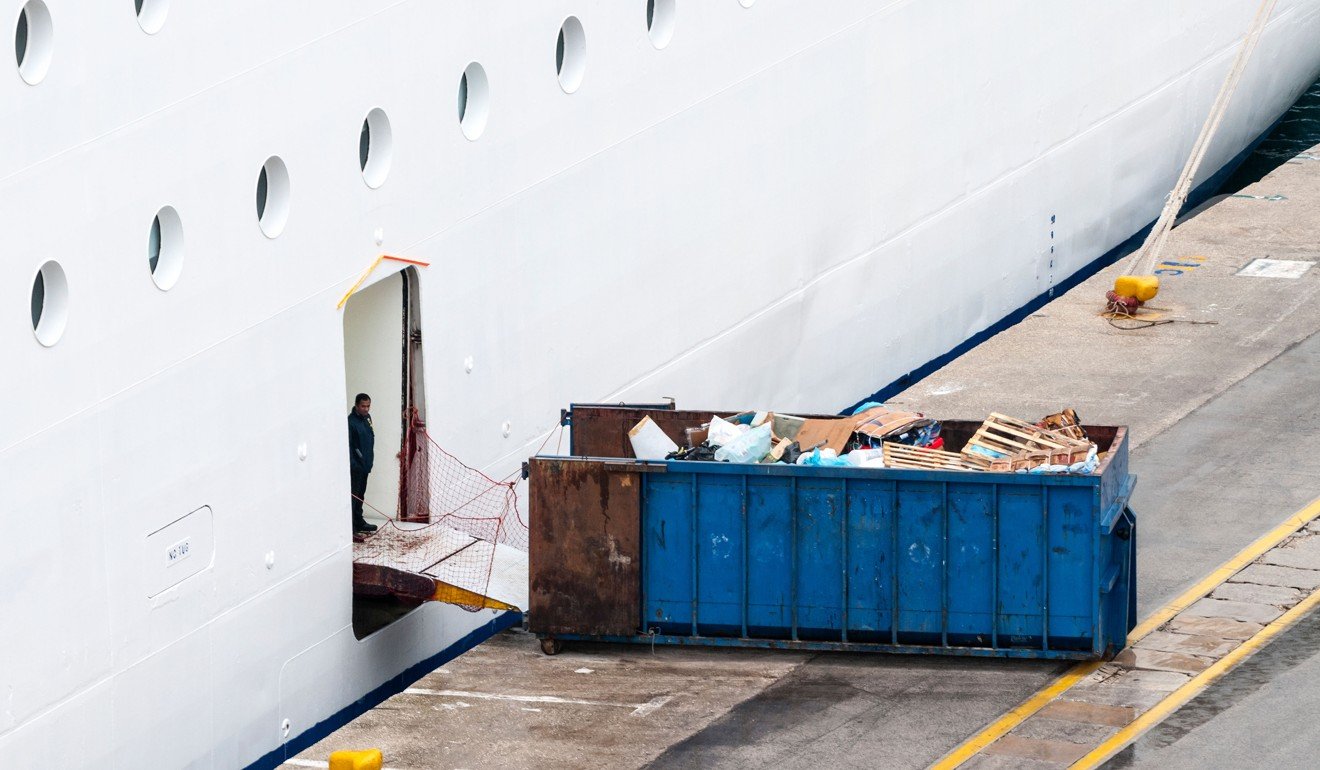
[354,520,378,534]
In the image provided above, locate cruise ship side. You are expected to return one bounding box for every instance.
[3,1,1320,767]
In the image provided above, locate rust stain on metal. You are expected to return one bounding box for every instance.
[352,562,436,602]
[528,458,642,636]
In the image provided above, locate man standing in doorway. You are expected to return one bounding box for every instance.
[348,393,378,534]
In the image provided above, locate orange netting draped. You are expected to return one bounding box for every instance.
[353,409,528,611]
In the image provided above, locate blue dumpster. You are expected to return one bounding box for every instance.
[528,405,1136,660]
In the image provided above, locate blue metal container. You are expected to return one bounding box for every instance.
[637,462,1135,659]
[529,408,1136,661]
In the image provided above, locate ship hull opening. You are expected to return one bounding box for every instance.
[342,266,428,638]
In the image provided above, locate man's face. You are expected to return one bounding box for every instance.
[355,399,371,417]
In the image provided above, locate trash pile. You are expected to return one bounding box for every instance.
[627,404,1100,475]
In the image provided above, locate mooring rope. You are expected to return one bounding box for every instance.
[1124,0,1279,278]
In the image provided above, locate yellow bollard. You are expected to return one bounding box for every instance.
[1113,274,1160,302]
[329,749,383,770]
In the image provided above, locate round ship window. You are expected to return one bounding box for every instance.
[256,156,291,237]
[458,62,490,140]
[15,0,54,85]
[31,260,68,346]
[646,0,676,50]
[134,0,170,34]
[360,108,393,188]
[556,17,586,94]
[148,205,185,289]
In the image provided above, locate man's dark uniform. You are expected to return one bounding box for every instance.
[348,409,375,530]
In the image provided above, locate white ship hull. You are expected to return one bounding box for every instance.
[4,1,1320,767]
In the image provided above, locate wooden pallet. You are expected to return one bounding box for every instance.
[883,443,978,471]
[984,450,1053,472]
[961,412,1091,469]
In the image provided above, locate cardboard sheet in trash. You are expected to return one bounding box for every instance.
[853,407,926,440]
[794,418,857,454]
[793,406,928,454]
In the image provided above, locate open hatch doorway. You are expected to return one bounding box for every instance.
[342,265,428,637]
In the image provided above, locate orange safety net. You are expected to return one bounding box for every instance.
[353,409,528,611]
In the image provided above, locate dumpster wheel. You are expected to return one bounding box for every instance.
[539,637,563,656]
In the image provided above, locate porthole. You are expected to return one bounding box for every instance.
[646,0,676,50]
[15,0,53,85]
[556,16,586,94]
[31,260,68,346]
[134,0,169,34]
[359,108,392,188]
[458,62,489,141]
[148,206,184,290]
[256,156,291,237]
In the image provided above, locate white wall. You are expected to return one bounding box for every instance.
[342,272,404,519]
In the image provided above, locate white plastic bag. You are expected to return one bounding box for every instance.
[707,415,743,447]
[796,448,848,467]
[715,423,773,464]
[843,448,885,467]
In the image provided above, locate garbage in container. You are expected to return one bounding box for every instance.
[666,442,717,462]
[714,423,773,464]
[706,415,745,446]
[796,447,850,467]
[961,412,1093,471]
[1038,407,1088,441]
[627,415,678,460]
[630,404,1100,475]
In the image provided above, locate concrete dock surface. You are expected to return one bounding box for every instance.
[283,87,1320,770]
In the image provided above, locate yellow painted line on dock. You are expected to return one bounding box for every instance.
[927,660,1104,768]
[930,495,1320,770]
[1073,584,1320,768]
[1127,495,1320,641]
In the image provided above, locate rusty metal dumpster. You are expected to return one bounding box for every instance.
[528,404,1136,660]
